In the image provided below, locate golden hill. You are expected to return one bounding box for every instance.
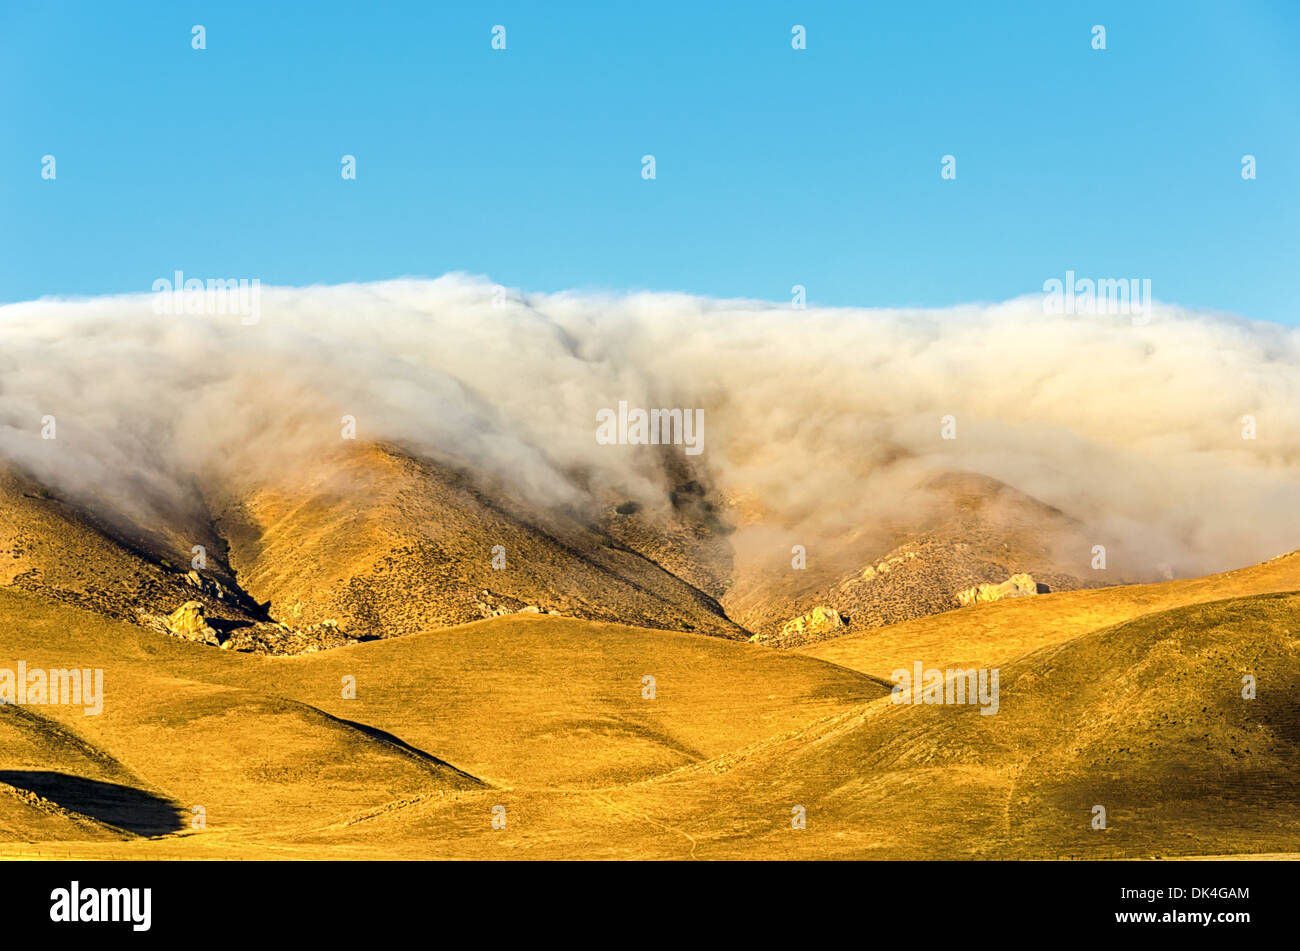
[0,585,878,856]
[624,591,1300,860]
[2,550,1298,859]
[799,550,1300,677]
[214,444,745,641]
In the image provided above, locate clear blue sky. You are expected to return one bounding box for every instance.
[2,1,1297,322]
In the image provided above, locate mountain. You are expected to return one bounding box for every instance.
[724,472,1117,648]
[10,417,1204,657]
[0,444,748,652]
[0,464,266,633]
[211,443,745,641]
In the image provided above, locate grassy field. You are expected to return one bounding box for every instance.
[3,555,1299,859]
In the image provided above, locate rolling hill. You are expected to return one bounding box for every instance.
[2,548,1298,858]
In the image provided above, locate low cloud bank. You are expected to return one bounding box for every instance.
[2,274,1297,578]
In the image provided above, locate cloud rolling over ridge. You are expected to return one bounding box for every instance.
[1,274,1297,579]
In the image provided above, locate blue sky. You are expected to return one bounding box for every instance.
[2,1,1297,322]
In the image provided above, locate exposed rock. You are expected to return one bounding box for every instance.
[184,569,231,601]
[219,617,373,655]
[956,572,1038,607]
[473,590,526,618]
[849,550,919,586]
[469,591,560,618]
[144,602,369,654]
[751,605,845,647]
[782,605,845,637]
[163,601,221,646]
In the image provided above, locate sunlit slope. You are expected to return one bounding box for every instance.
[672,591,1300,859]
[261,613,884,788]
[216,444,745,639]
[287,593,1300,859]
[0,466,258,631]
[0,586,882,853]
[69,682,487,833]
[406,590,1291,860]
[293,583,1300,861]
[4,583,1295,859]
[0,589,485,841]
[799,551,1300,678]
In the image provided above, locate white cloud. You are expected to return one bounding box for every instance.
[2,274,1296,578]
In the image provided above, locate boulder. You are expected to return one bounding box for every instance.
[164,601,221,645]
[184,569,229,601]
[776,604,845,639]
[956,573,1038,607]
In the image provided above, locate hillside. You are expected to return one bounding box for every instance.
[799,550,1300,677]
[725,472,1115,647]
[0,445,750,653]
[612,591,1300,859]
[0,465,263,633]
[213,443,747,640]
[0,585,880,855]
[2,566,1298,858]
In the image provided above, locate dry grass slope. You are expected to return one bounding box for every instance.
[215,445,746,640]
[799,551,1300,677]
[0,586,879,857]
[2,545,1299,859]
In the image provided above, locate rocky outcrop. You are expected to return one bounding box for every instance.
[473,590,524,618]
[143,596,379,655]
[162,601,221,646]
[218,617,376,655]
[751,605,845,648]
[780,605,845,638]
[850,550,919,584]
[183,569,233,602]
[473,591,559,619]
[956,573,1038,607]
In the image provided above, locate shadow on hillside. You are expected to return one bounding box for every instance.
[333,718,446,763]
[207,616,255,639]
[0,771,187,837]
[328,717,487,784]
